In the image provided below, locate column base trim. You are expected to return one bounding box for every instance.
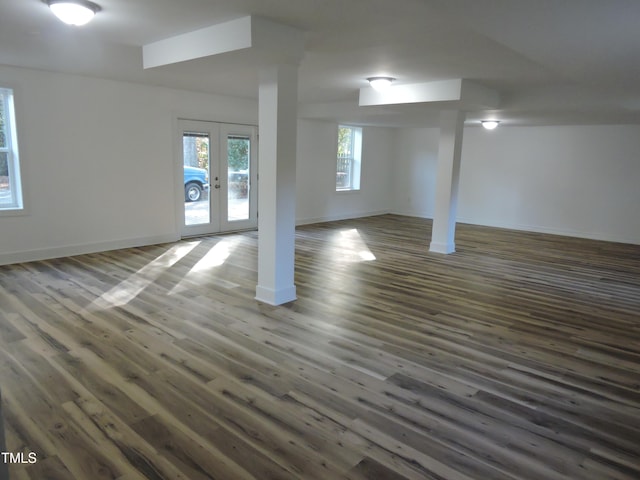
[429,241,456,254]
[255,284,297,306]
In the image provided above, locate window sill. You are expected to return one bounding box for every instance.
[0,207,27,217]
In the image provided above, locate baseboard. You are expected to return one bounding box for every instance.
[389,209,434,220]
[0,233,180,266]
[4,214,635,267]
[390,211,640,245]
[456,216,640,246]
[296,209,390,226]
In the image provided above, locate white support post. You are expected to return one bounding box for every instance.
[429,110,465,254]
[255,64,299,305]
[142,16,304,305]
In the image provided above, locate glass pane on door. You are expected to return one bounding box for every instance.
[183,132,211,226]
[227,135,250,222]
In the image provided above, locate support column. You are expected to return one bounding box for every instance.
[429,110,465,254]
[255,64,298,305]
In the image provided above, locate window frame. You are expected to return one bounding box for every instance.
[335,124,363,192]
[0,86,24,214]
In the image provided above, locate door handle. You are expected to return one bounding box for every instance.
[214,184,221,189]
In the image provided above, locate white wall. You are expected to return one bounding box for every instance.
[391,127,439,218]
[296,119,392,224]
[5,63,637,265]
[392,124,640,245]
[0,66,397,264]
[0,65,258,265]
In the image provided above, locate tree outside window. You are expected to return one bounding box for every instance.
[0,88,23,211]
[336,125,362,191]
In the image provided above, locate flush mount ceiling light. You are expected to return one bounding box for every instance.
[46,0,101,26]
[481,120,500,130]
[367,76,395,91]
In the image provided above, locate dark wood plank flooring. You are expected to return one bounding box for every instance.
[0,214,639,479]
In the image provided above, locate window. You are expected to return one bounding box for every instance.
[0,87,23,211]
[336,125,362,191]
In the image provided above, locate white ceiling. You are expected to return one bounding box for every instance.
[1,0,639,127]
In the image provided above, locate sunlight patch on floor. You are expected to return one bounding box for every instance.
[90,241,200,309]
[190,239,234,272]
[168,238,240,295]
[334,229,376,263]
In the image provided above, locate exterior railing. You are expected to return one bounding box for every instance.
[336,155,352,189]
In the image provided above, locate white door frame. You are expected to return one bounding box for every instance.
[220,123,258,232]
[177,119,258,238]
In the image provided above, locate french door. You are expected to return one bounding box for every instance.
[179,119,258,237]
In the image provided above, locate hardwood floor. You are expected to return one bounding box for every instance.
[0,214,639,480]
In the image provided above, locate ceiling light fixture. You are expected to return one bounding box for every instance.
[367,76,395,91]
[46,0,101,26]
[481,120,500,130]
